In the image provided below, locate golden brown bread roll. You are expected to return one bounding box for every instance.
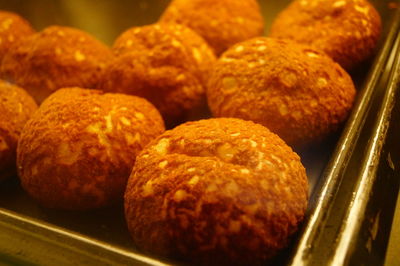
[17,88,165,210]
[125,118,308,265]
[270,0,382,70]
[1,26,112,103]
[0,11,35,63]
[160,0,264,55]
[99,23,216,125]
[207,37,356,147]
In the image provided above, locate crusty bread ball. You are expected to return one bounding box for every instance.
[1,26,112,103]
[207,37,356,147]
[125,118,308,265]
[270,0,381,70]
[160,0,264,55]
[0,80,37,181]
[99,23,216,125]
[0,11,35,63]
[17,88,164,210]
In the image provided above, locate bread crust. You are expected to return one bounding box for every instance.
[1,26,112,103]
[160,0,264,55]
[207,37,356,147]
[100,23,216,125]
[270,0,382,70]
[17,88,165,210]
[125,118,308,265]
[0,11,35,63]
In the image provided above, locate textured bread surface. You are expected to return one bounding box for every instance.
[207,37,356,147]
[270,0,382,70]
[17,88,165,210]
[1,26,112,103]
[125,118,308,265]
[160,0,264,55]
[100,23,216,125]
[0,11,35,63]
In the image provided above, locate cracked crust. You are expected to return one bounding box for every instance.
[207,37,356,147]
[125,118,308,265]
[0,26,112,103]
[17,88,165,210]
[0,11,35,63]
[0,80,37,181]
[160,0,264,55]
[99,23,216,125]
[270,0,382,70]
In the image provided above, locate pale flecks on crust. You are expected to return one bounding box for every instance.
[125,118,308,265]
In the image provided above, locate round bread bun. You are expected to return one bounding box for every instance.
[207,37,356,147]
[0,11,35,63]
[17,88,165,210]
[270,0,382,70]
[125,118,308,265]
[0,80,37,181]
[159,0,264,55]
[1,26,112,104]
[99,23,216,125]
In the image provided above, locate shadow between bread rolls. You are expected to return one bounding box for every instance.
[0,80,37,181]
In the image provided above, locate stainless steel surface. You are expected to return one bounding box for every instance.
[330,19,400,266]
[0,208,168,265]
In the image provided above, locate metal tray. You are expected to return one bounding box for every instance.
[0,1,399,265]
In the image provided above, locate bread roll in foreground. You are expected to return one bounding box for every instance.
[270,0,381,70]
[207,37,356,147]
[17,88,164,210]
[0,80,37,181]
[125,118,308,265]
